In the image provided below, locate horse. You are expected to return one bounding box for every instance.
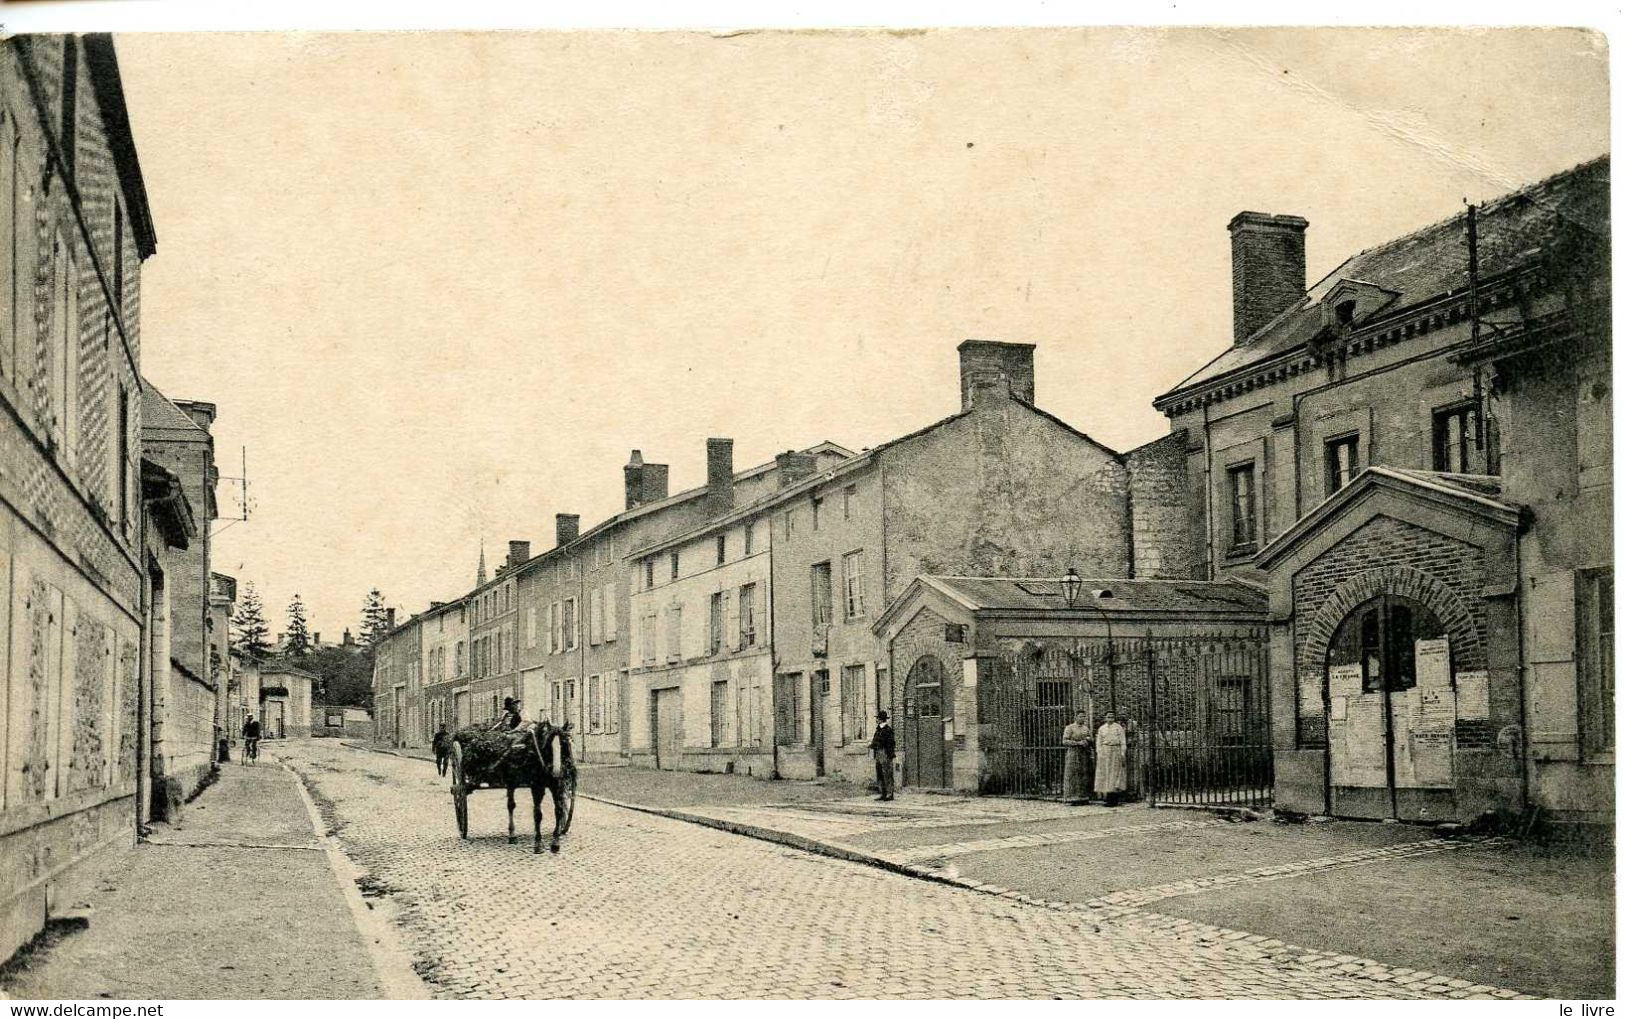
[451,720,576,854]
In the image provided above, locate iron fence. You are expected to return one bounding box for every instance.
[979,630,1271,807]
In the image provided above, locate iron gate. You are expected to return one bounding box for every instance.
[979,630,1271,807]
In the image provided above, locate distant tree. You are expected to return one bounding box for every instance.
[305,644,375,709]
[360,589,391,647]
[285,594,312,657]
[231,583,272,662]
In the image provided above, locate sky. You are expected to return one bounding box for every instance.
[112,27,1609,639]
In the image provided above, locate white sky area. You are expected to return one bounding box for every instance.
[106,27,1607,637]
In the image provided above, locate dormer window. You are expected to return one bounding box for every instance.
[1336,300,1357,326]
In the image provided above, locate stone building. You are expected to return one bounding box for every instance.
[140,381,222,802]
[874,577,1268,796]
[418,596,468,738]
[0,35,159,961]
[1152,156,1612,831]
[257,661,315,739]
[627,342,1184,785]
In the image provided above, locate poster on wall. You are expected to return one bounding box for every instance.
[1456,671,1490,720]
[1415,638,1452,689]
[1328,663,1363,698]
[1298,673,1324,716]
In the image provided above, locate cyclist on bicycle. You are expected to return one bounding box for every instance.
[242,716,262,762]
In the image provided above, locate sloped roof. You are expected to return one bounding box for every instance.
[1254,466,1521,570]
[1162,155,1610,401]
[141,379,207,436]
[634,396,1122,560]
[921,576,1268,616]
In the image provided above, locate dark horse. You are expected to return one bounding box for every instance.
[452,721,576,854]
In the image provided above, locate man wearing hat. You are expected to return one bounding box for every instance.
[869,710,897,801]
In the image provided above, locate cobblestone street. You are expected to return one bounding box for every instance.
[278,740,1505,1000]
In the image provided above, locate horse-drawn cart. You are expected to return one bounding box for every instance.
[449,721,577,853]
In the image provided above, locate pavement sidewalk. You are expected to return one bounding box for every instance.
[0,753,422,1000]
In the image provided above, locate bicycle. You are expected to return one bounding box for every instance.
[244,737,259,765]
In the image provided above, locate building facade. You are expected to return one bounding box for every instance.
[0,35,159,961]
[1153,157,1612,831]
[628,342,1181,785]
[140,382,220,803]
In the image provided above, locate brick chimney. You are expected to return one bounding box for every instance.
[555,514,579,546]
[958,340,1035,411]
[706,438,734,515]
[1228,212,1309,343]
[506,540,531,568]
[624,450,644,510]
[775,450,818,487]
[641,463,669,504]
[624,450,671,508]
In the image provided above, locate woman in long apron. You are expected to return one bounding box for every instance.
[1094,712,1128,806]
[1060,711,1093,805]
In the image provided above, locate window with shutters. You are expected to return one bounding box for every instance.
[775,673,802,745]
[739,583,758,647]
[743,522,754,555]
[842,551,865,620]
[527,606,538,647]
[666,606,683,663]
[1228,462,1257,552]
[563,598,579,651]
[811,497,823,531]
[1325,434,1360,496]
[641,612,657,664]
[589,588,603,645]
[0,102,14,385]
[603,583,618,641]
[50,228,79,463]
[810,562,832,627]
[643,560,654,590]
[710,680,728,747]
[709,591,724,654]
[844,485,857,519]
[551,602,563,653]
[588,675,602,732]
[1432,404,1479,474]
[1578,567,1615,757]
[783,509,795,539]
[840,664,867,744]
[716,534,726,565]
[670,551,680,581]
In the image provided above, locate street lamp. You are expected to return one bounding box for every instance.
[1059,569,1118,715]
[1060,567,1083,608]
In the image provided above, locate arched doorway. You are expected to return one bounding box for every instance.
[1325,593,1453,820]
[903,656,949,788]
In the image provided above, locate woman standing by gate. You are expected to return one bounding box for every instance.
[1094,712,1128,806]
[1060,711,1093,805]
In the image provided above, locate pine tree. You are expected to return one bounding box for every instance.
[360,589,391,647]
[232,582,273,662]
[285,593,312,657]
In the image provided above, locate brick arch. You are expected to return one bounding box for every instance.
[1300,564,1487,676]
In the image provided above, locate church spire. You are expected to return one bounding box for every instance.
[476,539,487,587]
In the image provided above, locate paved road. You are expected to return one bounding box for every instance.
[279,739,1455,1000]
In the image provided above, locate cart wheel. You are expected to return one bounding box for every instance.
[451,743,469,839]
[558,769,577,836]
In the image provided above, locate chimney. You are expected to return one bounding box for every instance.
[555,514,579,546]
[775,450,818,487]
[313,631,321,646]
[507,539,531,568]
[624,450,644,510]
[1228,212,1309,343]
[957,340,1035,411]
[385,608,396,630]
[342,628,353,646]
[173,399,217,434]
[706,438,734,515]
[641,463,670,504]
